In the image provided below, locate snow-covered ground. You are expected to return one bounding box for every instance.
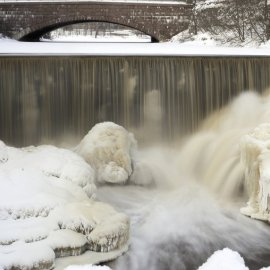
[43,35,150,43]
[172,29,270,48]
[1,37,270,56]
[198,248,270,270]
[0,123,134,270]
[198,248,249,270]
[43,28,151,43]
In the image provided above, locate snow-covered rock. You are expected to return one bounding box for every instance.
[198,248,248,270]
[76,122,137,184]
[0,141,130,270]
[0,142,96,219]
[50,201,129,252]
[240,123,270,221]
[0,241,55,270]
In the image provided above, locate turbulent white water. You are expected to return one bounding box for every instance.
[96,91,270,270]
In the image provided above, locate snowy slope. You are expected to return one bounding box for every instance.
[0,136,130,270]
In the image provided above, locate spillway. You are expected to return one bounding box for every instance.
[0,56,270,146]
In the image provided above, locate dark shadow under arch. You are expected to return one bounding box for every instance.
[20,20,159,42]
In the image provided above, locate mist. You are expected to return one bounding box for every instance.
[97,91,270,270]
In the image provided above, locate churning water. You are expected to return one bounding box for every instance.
[98,91,270,270]
[1,56,270,269]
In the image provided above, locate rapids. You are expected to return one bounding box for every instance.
[97,92,270,270]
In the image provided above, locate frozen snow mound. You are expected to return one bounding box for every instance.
[76,122,137,184]
[0,141,130,270]
[198,248,248,270]
[240,123,270,221]
[0,142,96,219]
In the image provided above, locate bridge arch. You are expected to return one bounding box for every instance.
[0,2,193,42]
[19,18,159,42]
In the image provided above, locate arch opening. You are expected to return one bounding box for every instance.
[20,21,159,43]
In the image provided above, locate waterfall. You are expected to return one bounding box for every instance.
[1,56,270,146]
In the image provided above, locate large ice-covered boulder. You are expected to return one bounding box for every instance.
[240,123,270,221]
[0,141,130,270]
[75,122,137,185]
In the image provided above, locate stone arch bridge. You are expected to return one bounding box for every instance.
[0,1,193,42]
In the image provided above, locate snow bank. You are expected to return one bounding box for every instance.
[2,38,270,56]
[0,140,130,270]
[198,248,270,270]
[0,241,55,270]
[0,143,96,219]
[240,123,270,221]
[171,31,217,46]
[198,248,248,270]
[76,122,137,184]
[195,0,225,11]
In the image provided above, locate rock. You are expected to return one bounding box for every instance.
[0,141,130,270]
[75,122,137,185]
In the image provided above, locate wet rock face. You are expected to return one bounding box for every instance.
[0,140,130,270]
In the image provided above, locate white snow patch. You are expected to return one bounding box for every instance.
[198,248,248,270]
[0,241,55,270]
[0,142,96,219]
[196,0,225,11]
[54,243,128,270]
[171,31,217,46]
[43,31,151,43]
[64,265,111,270]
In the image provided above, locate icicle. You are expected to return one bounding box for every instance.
[240,123,270,221]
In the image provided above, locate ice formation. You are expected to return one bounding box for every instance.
[198,248,270,270]
[240,123,270,221]
[0,143,96,219]
[198,248,248,270]
[0,140,129,270]
[76,122,137,184]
